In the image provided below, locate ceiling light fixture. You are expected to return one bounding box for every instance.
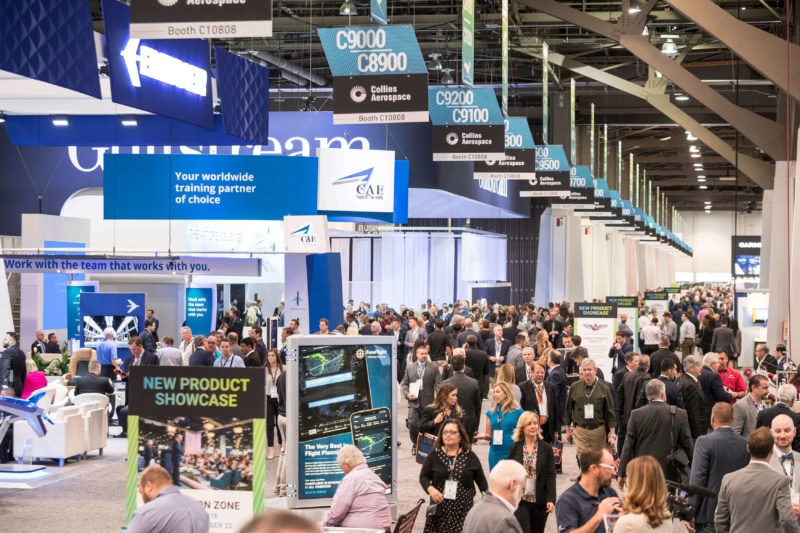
[704,201,712,205]
[699,185,708,189]
[660,34,680,39]
[339,0,358,16]
[697,175,706,180]
[428,53,442,71]
[689,145,699,152]
[440,68,455,85]
[691,153,701,158]
[51,116,69,126]
[642,26,649,36]
[659,136,671,141]
[661,39,678,58]
[675,95,690,101]
[629,5,641,14]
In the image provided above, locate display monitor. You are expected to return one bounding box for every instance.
[734,254,760,276]
[752,308,768,324]
[82,315,139,348]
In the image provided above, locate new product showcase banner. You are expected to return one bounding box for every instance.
[605,296,639,352]
[429,88,505,161]
[574,302,617,378]
[286,337,396,507]
[519,144,570,198]
[473,117,536,180]
[185,286,216,337]
[79,292,146,358]
[644,291,668,317]
[102,0,214,129]
[130,0,273,39]
[126,367,266,532]
[318,25,428,124]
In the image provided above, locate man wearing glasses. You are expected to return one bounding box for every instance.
[555,446,621,533]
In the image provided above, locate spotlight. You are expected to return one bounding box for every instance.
[699,185,708,190]
[661,39,678,58]
[51,116,69,126]
[675,95,690,101]
[428,53,443,71]
[440,68,455,85]
[659,136,671,141]
[691,154,701,158]
[339,0,358,15]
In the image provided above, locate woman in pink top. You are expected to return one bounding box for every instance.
[322,444,392,530]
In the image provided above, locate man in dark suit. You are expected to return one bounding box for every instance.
[485,325,511,379]
[611,352,637,400]
[514,347,535,384]
[456,318,484,350]
[70,360,115,396]
[617,355,649,457]
[426,318,451,363]
[648,335,682,375]
[756,384,800,452]
[0,332,26,397]
[229,308,243,340]
[443,354,481,436]
[30,330,47,356]
[519,361,558,443]
[117,336,159,438]
[250,327,267,365]
[754,343,779,375]
[542,314,563,346]
[636,357,685,409]
[390,317,406,384]
[171,433,184,485]
[689,402,750,533]
[188,335,214,367]
[143,439,155,467]
[608,332,633,373]
[462,461,526,533]
[619,379,693,485]
[145,309,160,341]
[400,344,441,452]
[45,333,60,353]
[546,351,567,433]
[465,335,490,398]
[139,318,158,354]
[680,355,709,440]
[699,353,733,408]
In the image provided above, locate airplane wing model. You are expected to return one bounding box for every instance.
[0,391,54,442]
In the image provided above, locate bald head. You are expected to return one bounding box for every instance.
[771,414,797,451]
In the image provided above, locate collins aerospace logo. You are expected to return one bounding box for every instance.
[350,85,368,103]
[446,132,459,145]
[290,224,317,244]
[157,0,179,6]
[334,168,384,200]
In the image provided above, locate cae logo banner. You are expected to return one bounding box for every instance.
[317,148,395,215]
[284,215,330,254]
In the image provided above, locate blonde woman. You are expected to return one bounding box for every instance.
[533,330,552,360]
[495,363,522,404]
[507,411,556,533]
[615,456,673,532]
[480,381,523,470]
[537,347,555,370]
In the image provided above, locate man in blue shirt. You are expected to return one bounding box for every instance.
[129,465,208,533]
[96,327,119,422]
[556,446,621,533]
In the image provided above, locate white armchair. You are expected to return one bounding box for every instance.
[51,384,69,410]
[73,393,110,413]
[83,405,108,456]
[13,406,86,467]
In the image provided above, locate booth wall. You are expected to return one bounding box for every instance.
[680,210,762,279]
[97,281,184,342]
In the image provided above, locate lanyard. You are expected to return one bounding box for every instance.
[224,357,233,367]
[584,382,596,400]
[270,369,278,383]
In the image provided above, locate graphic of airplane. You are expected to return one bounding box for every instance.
[583,323,609,331]
[0,391,53,443]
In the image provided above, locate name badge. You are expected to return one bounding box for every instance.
[270,385,278,399]
[444,480,458,500]
[493,429,504,445]
[418,378,424,391]
[584,404,595,419]
[409,382,421,397]
[524,478,536,497]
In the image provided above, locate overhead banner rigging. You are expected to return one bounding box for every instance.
[519,144,570,197]
[129,0,273,39]
[473,117,535,180]
[462,0,475,87]
[429,88,505,161]
[318,25,428,124]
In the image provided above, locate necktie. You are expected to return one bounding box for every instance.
[135,357,140,366]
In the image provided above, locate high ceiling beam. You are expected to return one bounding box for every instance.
[518,0,787,163]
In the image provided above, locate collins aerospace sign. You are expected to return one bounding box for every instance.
[474,117,536,180]
[102,0,214,129]
[130,0,273,39]
[429,88,505,161]
[318,26,428,124]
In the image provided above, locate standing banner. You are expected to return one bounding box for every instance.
[286,336,397,508]
[606,297,639,352]
[574,303,618,378]
[126,367,266,532]
[318,26,428,124]
[665,287,681,309]
[644,291,668,318]
[462,0,475,87]
[185,285,217,338]
[542,42,549,144]
[371,0,388,24]
[551,165,595,210]
[519,144,570,197]
[570,78,576,165]
[66,281,98,341]
[80,292,145,359]
[473,117,535,180]
[130,0,272,39]
[429,87,505,161]
[501,0,509,116]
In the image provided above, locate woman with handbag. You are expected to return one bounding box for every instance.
[480,381,524,470]
[507,411,556,533]
[419,419,488,533]
[419,384,463,437]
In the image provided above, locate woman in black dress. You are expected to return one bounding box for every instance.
[419,383,463,437]
[419,419,487,533]
[507,411,556,533]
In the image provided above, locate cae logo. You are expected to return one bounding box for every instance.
[334,167,384,199]
[290,224,317,244]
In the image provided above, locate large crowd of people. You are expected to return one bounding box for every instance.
[3,285,800,532]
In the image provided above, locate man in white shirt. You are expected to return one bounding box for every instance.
[641,317,662,355]
[679,313,697,358]
[179,327,194,366]
[156,337,183,366]
[213,339,244,368]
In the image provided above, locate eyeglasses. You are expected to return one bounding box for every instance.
[442,430,460,436]
[597,463,617,472]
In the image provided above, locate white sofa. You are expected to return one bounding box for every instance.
[13,406,85,467]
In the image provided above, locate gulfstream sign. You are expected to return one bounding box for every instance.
[120,38,208,96]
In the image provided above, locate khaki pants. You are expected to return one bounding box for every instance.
[573,425,607,460]
[681,339,695,359]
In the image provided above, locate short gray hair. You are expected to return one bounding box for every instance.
[777,384,796,404]
[703,352,719,366]
[181,326,192,335]
[103,327,116,338]
[193,335,206,348]
[659,335,670,348]
[337,444,365,467]
[645,379,666,400]
[580,357,596,370]
[684,355,702,371]
[488,459,527,492]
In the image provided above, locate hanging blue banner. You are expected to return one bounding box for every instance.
[79,292,146,358]
[519,144,570,198]
[371,0,388,24]
[474,117,536,180]
[429,88,504,161]
[185,286,216,338]
[214,47,270,145]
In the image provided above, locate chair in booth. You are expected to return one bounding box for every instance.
[13,406,86,467]
[229,468,242,489]
[25,385,57,412]
[51,384,69,410]
[393,499,425,533]
[73,393,110,411]
[69,348,97,378]
[82,404,108,457]
[210,470,233,489]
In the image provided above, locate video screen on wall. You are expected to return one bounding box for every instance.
[734,255,760,276]
[82,315,139,348]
